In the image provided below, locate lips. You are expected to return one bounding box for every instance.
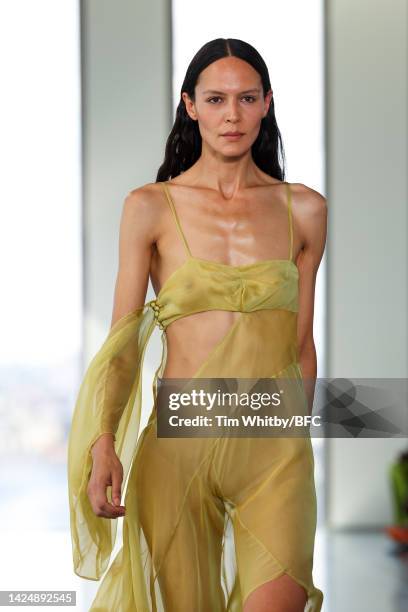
[221,132,244,141]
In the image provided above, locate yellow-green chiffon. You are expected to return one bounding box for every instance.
[67,181,324,611]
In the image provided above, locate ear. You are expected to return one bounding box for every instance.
[181,92,198,121]
[263,89,273,117]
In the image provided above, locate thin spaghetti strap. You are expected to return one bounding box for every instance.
[285,182,294,261]
[160,182,193,258]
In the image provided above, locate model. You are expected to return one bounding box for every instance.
[68,37,327,612]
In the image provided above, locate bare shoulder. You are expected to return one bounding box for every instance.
[288,182,327,217]
[122,182,167,238]
[125,181,164,216]
[288,183,327,263]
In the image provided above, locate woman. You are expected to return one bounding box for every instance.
[68,38,327,612]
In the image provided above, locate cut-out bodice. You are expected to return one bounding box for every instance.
[150,181,298,330]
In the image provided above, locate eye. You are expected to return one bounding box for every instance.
[206,96,257,104]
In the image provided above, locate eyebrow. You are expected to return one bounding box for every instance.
[201,88,261,95]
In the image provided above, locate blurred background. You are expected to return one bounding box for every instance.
[0,0,407,610]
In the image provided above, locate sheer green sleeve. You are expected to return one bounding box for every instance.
[67,303,156,580]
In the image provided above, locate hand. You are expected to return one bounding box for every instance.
[87,435,126,519]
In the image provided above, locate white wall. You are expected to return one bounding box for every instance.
[326,0,408,527]
[80,2,170,604]
[81,0,171,353]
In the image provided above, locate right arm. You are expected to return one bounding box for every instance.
[87,186,159,518]
[111,186,159,326]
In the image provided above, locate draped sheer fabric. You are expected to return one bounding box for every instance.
[67,181,323,611]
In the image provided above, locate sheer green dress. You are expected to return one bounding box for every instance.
[67,181,323,611]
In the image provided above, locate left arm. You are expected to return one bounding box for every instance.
[292,184,327,413]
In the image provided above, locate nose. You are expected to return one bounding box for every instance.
[225,99,240,123]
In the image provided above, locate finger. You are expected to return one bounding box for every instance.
[111,472,123,507]
[94,508,121,519]
[91,482,125,518]
[92,499,125,518]
[100,501,126,518]
[106,501,126,514]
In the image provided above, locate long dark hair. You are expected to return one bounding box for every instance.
[156,38,286,182]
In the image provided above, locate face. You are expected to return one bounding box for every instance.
[182,56,272,154]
